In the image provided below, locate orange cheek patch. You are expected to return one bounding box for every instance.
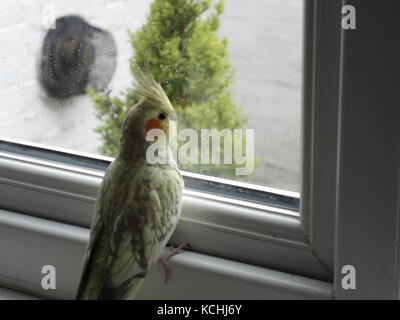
[144,119,164,139]
[145,119,162,132]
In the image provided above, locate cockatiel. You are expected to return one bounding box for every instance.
[76,68,184,300]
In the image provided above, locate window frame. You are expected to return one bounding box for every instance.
[0,0,344,299]
[300,0,342,275]
[333,0,400,299]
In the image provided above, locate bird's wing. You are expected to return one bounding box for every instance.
[76,168,182,300]
[98,173,182,300]
[75,175,111,300]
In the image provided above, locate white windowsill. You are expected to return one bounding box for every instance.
[0,140,332,299]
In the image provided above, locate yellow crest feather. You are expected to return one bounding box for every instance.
[131,65,174,112]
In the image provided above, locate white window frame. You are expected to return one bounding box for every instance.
[333,0,400,299]
[2,0,397,300]
[0,0,335,299]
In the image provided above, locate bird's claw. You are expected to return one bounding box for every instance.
[159,243,190,283]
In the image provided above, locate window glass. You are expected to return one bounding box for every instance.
[0,0,302,192]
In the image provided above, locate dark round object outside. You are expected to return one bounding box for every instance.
[39,15,117,99]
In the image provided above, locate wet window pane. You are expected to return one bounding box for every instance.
[0,0,302,192]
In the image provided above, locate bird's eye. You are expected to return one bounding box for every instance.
[158,112,167,120]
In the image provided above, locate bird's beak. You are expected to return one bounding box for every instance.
[170,112,177,121]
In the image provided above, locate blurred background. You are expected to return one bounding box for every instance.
[0,0,302,191]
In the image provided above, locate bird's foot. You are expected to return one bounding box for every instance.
[158,243,190,284]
